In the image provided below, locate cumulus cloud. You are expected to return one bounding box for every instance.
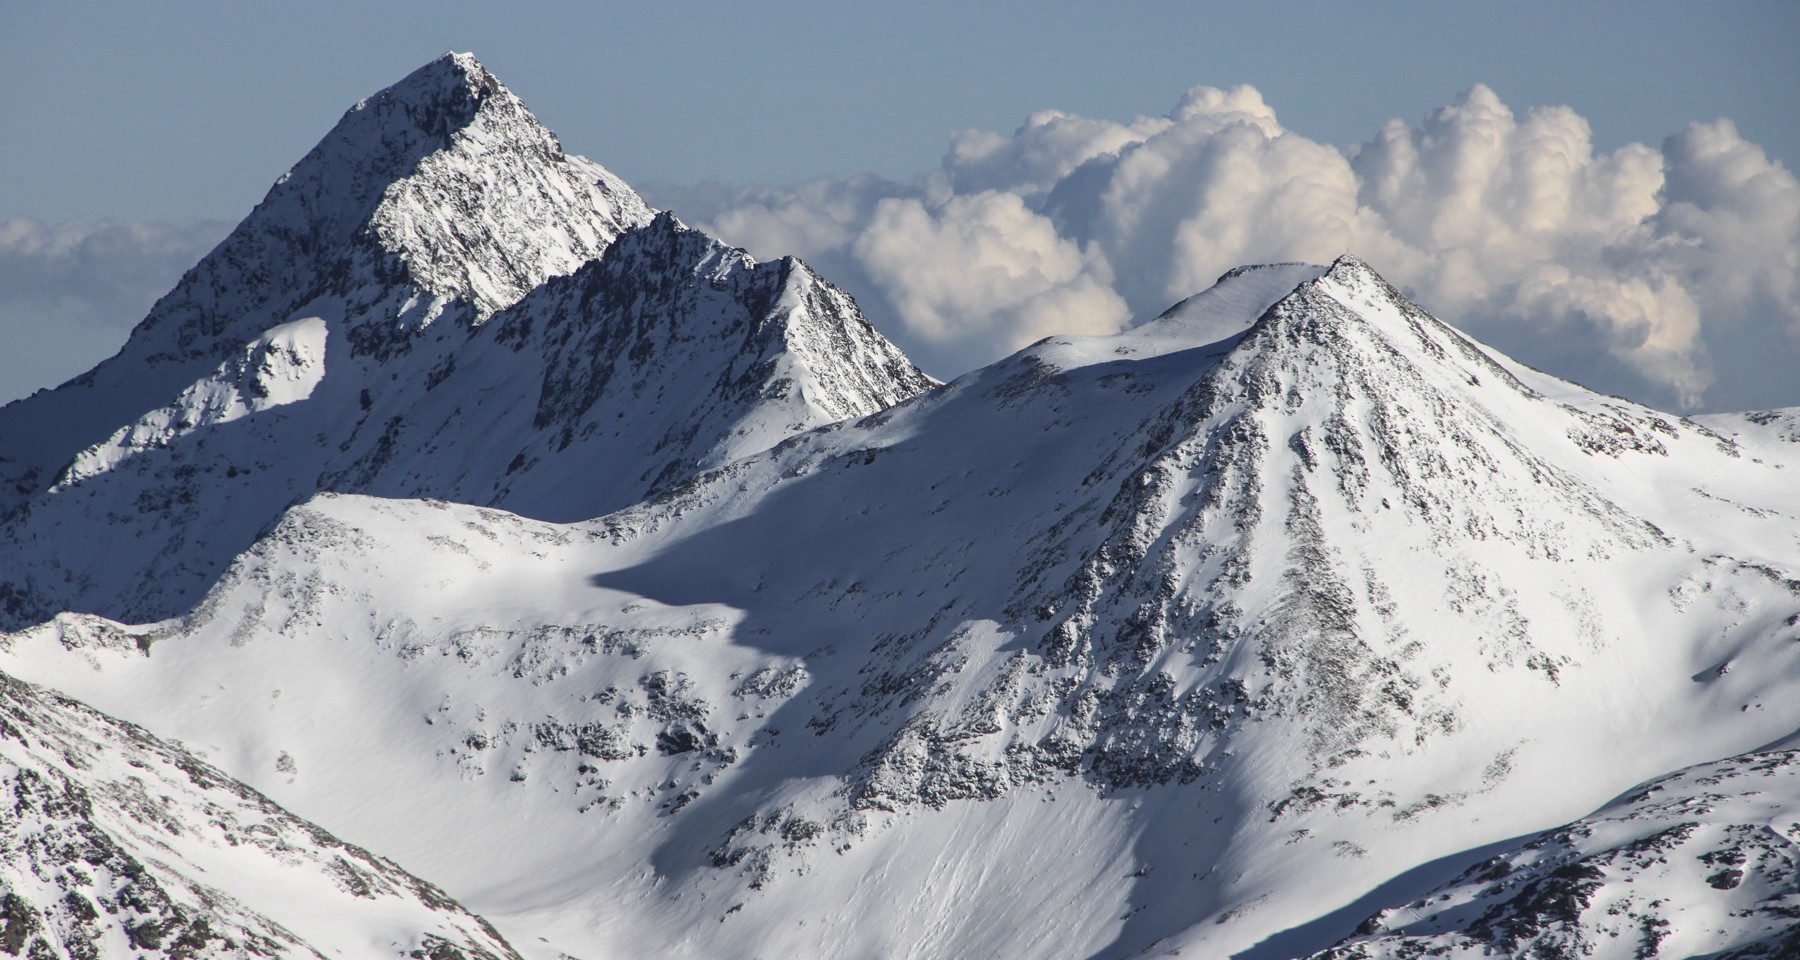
[942,109,1171,200]
[655,85,1800,412]
[0,217,228,402]
[854,191,1129,357]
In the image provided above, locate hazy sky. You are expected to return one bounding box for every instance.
[3,1,1797,409]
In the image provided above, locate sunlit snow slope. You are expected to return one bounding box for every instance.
[6,257,1797,959]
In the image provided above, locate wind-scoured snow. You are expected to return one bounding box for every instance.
[4,255,1795,959]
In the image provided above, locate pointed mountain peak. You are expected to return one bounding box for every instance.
[1247,252,1448,349]
[230,51,654,323]
[361,50,504,115]
[554,211,764,313]
[1320,252,1380,282]
[1248,254,1392,320]
[594,212,858,311]
[1309,253,1420,313]
[1214,253,1553,418]
[291,52,542,206]
[184,50,653,325]
[644,208,688,232]
[419,50,497,88]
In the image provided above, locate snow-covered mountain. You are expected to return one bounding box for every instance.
[0,54,930,628]
[0,52,648,504]
[4,232,1796,960]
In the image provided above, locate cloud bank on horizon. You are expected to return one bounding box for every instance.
[0,217,230,402]
[3,84,1795,413]
[661,84,1800,413]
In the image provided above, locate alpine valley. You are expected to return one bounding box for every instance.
[0,53,1796,960]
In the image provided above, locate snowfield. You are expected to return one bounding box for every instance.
[1,52,1796,960]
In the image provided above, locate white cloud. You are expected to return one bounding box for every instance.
[942,109,1171,200]
[0,217,228,402]
[1341,85,1720,403]
[1083,96,1367,309]
[657,85,1800,411]
[852,191,1129,359]
[1654,120,1800,332]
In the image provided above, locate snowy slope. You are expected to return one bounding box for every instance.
[1695,407,1800,473]
[0,55,930,628]
[0,670,519,959]
[5,258,1796,958]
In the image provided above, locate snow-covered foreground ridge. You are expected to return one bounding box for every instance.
[2,52,1799,960]
[0,671,522,958]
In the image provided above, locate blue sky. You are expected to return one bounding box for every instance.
[2,1,1796,409]
[5,1,1794,221]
